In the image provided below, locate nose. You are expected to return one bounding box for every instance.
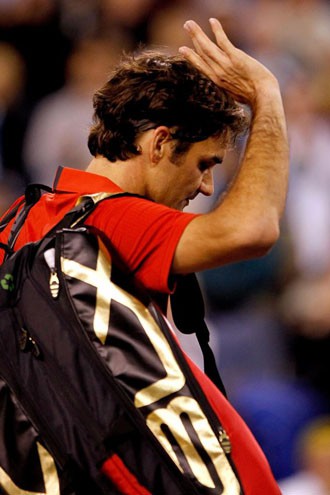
[199,168,214,197]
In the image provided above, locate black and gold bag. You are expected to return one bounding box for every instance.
[0,188,243,495]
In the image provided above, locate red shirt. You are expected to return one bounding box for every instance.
[0,168,282,494]
[0,167,197,295]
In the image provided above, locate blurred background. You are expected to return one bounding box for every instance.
[1,0,330,492]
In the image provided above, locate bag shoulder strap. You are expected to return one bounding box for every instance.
[0,198,25,234]
[1,187,137,257]
[3,186,224,392]
[0,184,52,258]
[0,183,53,235]
[171,273,227,396]
[59,192,225,393]
[70,194,226,394]
[43,191,141,235]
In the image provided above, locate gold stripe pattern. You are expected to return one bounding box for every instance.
[60,236,240,493]
[0,443,59,495]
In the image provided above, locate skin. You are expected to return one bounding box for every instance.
[138,127,225,211]
[87,18,289,275]
[87,128,225,211]
[173,18,289,273]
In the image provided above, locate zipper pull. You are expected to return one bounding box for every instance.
[19,327,41,358]
[19,327,29,351]
[29,335,41,358]
[49,270,60,299]
[44,248,59,298]
[219,428,232,454]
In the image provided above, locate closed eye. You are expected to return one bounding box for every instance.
[198,156,223,172]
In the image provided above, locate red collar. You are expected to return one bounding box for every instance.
[53,166,123,195]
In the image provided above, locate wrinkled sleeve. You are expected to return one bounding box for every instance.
[87,196,198,293]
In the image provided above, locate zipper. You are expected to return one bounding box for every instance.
[7,243,109,473]
[25,274,110,451]
[18,326,41,358]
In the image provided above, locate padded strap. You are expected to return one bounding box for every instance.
[56,194,226,395]
[2,187,224,393]
[0,198,25,234]
[43,192,139,236]
[1,184,52,258]
[171,274,227,396]
[2,188,131,256]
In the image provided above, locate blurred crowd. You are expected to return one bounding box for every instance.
[1,0,330,491]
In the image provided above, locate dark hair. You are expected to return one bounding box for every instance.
[88,50,248,161]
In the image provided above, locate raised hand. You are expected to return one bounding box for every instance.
[179,18,278,108]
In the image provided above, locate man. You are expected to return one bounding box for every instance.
[0,18,288,289]
[0,18,288,494]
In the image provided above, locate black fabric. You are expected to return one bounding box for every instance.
[0,198,25,233]
[3,184,52,256]
[171,274,227,397]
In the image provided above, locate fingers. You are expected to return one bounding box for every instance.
[179,17,277,105]
[182,18,232,55]
[209,18,233,51]
[178,45,217,82]
[179,18,235,81]
[182,19,218,61]
[179,18,231,85]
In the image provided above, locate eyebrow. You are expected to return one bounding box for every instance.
[202,155,224,166]
[213,155,223,165]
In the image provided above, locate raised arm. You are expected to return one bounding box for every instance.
[172,18,289,274]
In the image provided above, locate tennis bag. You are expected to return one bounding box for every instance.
[0,188,280,495]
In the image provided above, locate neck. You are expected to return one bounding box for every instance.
[86,155,146,195]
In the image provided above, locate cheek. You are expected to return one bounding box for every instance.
[190,174,203,191]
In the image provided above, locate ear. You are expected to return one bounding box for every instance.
[150,126,172,165]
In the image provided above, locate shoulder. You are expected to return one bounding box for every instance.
[89,194,197,232]
[85,195,198,293]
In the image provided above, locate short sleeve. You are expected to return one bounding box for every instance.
[87,196,197,293]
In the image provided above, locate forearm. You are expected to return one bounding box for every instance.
[173,90,289,274]
[173,20,289,274]
[180,18,289,230]
[224,81,289,233]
